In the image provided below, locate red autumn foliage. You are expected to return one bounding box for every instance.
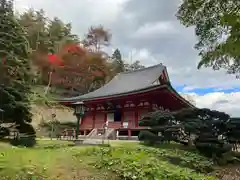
[64,44,86,55]
[48,54,63,66]
[33,43,111,94]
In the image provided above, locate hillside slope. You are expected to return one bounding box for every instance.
[30,86,76,136]
[31,104,75,127]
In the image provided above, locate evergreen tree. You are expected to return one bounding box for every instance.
[0,0,35,143]
[125,60,145,72]
[112,49,125,73]
[138,108,235,161]
[226,117,240,151]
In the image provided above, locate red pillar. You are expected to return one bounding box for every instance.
[92,110,96,128]
[128,129,131,138]
[121,103,125,127]
[135,107,138,127]
[148,100,153,112]
[104,112,107,123]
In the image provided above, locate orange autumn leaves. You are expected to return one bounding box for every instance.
[34,43,110,93]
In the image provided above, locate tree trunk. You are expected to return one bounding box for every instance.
[44,71,53,95]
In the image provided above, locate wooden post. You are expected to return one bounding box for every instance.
[148,100,153,112]
[133,100,139,128]
[121,102,125,127]
[128,129,131,139]
[104,112,107,128]
[135,108,138,128]
[92,110,96,128]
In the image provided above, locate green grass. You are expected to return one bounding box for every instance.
[0,140,217,180]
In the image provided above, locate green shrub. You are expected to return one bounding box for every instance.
[138,131,163,145]
[0,127,10,138]
[10,135,36,147]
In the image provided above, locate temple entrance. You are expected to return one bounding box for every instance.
[107,110,122,122]
[106,108,121,121]
[114,108,122,122]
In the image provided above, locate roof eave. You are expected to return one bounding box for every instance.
[59,84,166,103]
[166,84,196,109]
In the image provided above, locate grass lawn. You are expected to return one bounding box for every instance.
[0,140,217,180]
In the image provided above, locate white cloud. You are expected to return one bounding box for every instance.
[126,49,159,66]
[182,86,198,92]
[132,21,177,39]
[14,0,128,34]
[183,92,240,117]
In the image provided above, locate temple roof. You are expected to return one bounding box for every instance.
[60,63,166,102]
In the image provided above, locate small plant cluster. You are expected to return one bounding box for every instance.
[83,146,216,180]
[138,108,240,164]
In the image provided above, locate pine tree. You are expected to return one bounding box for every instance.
[0,0,35,142]
[112,49,125,73]
[139,108,233,159]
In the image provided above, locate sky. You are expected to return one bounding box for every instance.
[14,0,240,117]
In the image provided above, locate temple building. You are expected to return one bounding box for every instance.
[59,64,194,139]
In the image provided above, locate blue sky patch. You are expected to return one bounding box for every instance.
[175,85,240,95]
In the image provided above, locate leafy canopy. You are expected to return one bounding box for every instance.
[138,108,240,161]
[177,0,240,78]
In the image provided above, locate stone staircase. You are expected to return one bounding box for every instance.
[86,128,97,138]
[86,128,116,140]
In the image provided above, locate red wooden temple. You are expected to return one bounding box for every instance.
[59,64,194,139]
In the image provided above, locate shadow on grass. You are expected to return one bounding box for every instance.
[165,156,214,173]
[141,141,197,152]
[0,138,11,143]
[140,142,214,173]
[1,137,36,147]
[37,144,75,149]
[0,138,75,149]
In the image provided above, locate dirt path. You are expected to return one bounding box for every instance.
[213,166,240,180]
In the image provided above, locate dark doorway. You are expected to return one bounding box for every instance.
[114,108,122,122]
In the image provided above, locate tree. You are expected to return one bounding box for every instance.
[33,42,111,96]
[226,117,240,151]
[82,25,111,52]
[47,17,79,53]
[42,17,79,95]
[138,108,234,160]
[138,110,181,145]
[111,49,125,74]
[125,60,145,72]
[177,0,240,78]
[176,108,232,158]
[18,10,113,96]
[0,0,35,143]
[16,9,116,97]
[52,46,110,95]
[17,9,49,53]
[18,10,81,89]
